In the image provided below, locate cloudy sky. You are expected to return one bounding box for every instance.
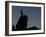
[12,6,41,29]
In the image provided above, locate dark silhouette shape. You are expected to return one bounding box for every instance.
[16,9,28,30]
[16,15,28,30]
[21,9,23,16]
[12,25,15,31]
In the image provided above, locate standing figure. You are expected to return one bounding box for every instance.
[16,9,28,30]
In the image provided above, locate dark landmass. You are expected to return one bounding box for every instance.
[27,26,39,30]
[12,25,39,31]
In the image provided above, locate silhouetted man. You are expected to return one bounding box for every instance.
[16,9,28,30]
